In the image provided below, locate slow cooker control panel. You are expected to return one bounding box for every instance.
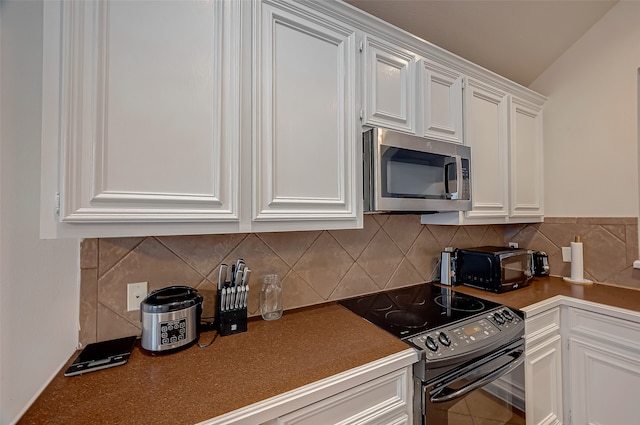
[408,307,522,360]
[159,318,188,346]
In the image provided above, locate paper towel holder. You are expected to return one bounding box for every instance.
[563,235,593,285]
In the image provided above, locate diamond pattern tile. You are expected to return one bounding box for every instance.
[98,237,144,277]
[381,214,423,254]
[294,233,354,299]
[330,214,380,259]
[98,237,204,326]
[258,231,321,267]
[406,228,442,280]
[357,230,404,288]
[158,233,246,276]
[329,263,379,300]
[79,216,639,344]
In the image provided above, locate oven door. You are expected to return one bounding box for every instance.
[417,338,525,425]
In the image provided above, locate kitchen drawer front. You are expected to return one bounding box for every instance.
[275,368,411,425]
[568,307,640,351]
[525,307,560,348]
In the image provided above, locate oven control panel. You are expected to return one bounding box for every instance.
[408,307,522,361]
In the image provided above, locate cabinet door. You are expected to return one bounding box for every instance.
[464,79,509,219]
[525,308,563,425]
[274,368,411,425]
[567,308,640,425]
[510,97,544,219]
[568,335,640,425]
[253,0,360,230]
[363,36,416,134]
[418,60,463,144]
[51,0,240,224]
[526,335,563,425]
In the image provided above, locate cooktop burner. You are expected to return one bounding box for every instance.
[338,282,503,339]
[433,294,485,312]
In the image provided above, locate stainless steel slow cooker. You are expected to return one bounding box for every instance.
[140,286,203,353]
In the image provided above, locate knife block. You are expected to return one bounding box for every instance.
[216,288,247,336]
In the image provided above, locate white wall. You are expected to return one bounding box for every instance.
[530,1,640,217]
[0,2,80,424]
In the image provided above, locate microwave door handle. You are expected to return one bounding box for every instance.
[429,348,525,403]
[444,156,463,198]
[444,162,455,198]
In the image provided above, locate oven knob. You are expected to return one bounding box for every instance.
[493,312,505,325]
[438,332,451,346]
[425,335,438,352]
[502,309,514,321]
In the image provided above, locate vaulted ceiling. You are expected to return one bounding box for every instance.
[344,0,618,87]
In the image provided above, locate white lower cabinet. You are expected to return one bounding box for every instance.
[525,307,563,425]
[269,368,411,425]
[566,308,640,425]
[200,350,417,425]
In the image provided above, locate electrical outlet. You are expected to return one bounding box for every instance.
[127,282,148,311]
[508,242,518,248]
[562,246,572,262]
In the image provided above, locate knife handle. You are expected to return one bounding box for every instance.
[220,288,226,312]
[218,264,228,290]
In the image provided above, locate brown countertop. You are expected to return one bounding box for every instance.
[19,277,640,424]
[18,303,411,425]
[446,276,640,314]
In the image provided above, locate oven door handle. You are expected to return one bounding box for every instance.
[429,348,525,403]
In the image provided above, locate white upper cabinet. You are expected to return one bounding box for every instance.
[421,79,545,226]
[465,79,510,219]
[41,0,362,238]
[510,97,544,218]
[418,59,464,144]
[41,0,545,237]
[252,0,361,231]
[362,36,416,134]
[42,0,242,237]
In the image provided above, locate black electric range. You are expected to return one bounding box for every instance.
[338,282,524,369]
[340,282,526,425]
[338,282,507,339]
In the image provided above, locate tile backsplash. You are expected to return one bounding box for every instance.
[79,216,640,345]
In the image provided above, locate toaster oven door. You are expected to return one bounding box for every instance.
[499,252,533,290]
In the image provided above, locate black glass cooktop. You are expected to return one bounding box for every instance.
[338,282,504,340]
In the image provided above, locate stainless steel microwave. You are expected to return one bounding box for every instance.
[363,128,471,213]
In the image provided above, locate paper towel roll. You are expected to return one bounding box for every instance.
[570,240,584,281]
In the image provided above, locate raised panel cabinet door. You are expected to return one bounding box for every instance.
[568,335,640,425]
[275,368,411,425]
[510,97,544,218]
[419,60,464,144]
[363,36,416,134]
[464,79,509,219]
[525,335,563,425]
[253,0,360,228]
[51,0,240,223]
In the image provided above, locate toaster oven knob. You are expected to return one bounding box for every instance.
[438,332,451,347]
[425,335,438,352]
